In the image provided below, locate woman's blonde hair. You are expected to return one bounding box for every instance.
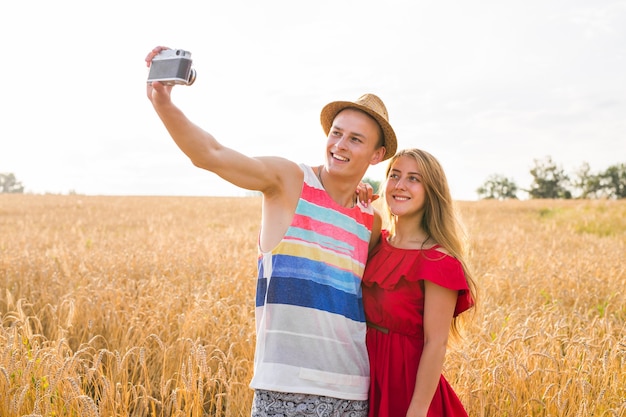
[380,148,477,335]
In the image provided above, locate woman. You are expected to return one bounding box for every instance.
[362,148,477,417]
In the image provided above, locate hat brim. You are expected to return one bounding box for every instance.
[320,101,397,161]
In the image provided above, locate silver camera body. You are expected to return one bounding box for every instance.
[147,49,196,86]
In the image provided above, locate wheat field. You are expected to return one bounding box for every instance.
[0,195,624,417]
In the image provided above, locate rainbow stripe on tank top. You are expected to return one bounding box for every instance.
[249,164,373,401]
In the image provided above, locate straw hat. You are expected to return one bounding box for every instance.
[320,93,397,160]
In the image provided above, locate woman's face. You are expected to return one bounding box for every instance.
[385,155,426,217]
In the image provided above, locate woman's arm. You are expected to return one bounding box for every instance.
[406,281,457,417]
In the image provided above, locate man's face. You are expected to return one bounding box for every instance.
[325,109,386,175]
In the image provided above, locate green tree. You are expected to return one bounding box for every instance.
[572,162,603,199]
[527,156,571,199]
[476,174,518,200]
[599,163,626,199]
[0,173,25,193]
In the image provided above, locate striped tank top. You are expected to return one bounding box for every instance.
[249,164,373,400]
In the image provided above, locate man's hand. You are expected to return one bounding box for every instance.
[145,46,174,104]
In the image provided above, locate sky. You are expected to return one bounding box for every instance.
[1,0,625,200]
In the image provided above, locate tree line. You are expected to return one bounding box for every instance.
[0,173,24,193]
[362,156,625,200]
[476,156,626,200]
[4,157,625,199]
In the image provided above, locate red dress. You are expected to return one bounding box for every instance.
[362,230,474,417]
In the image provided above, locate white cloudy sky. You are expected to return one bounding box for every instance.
[1,0,624,200]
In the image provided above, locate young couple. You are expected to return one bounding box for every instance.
[146,46,476,417]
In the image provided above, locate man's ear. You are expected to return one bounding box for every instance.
[370,146,387,165]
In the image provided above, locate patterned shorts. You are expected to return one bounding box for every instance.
[251,389,368,417]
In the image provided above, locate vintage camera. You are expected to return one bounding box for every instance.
[147,49,197,86]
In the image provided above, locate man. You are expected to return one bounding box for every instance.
[145,45,397,416]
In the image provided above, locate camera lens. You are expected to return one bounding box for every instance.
[187,69,197,86]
